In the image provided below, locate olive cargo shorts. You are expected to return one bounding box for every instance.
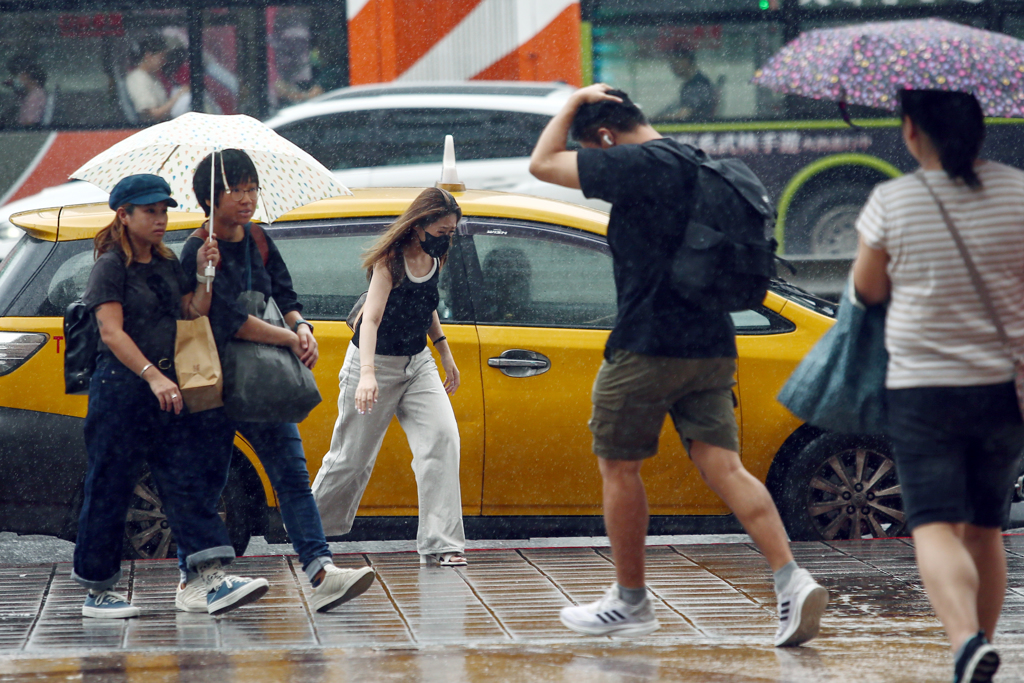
[589,350,739,461]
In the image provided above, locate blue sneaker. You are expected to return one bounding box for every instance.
[953,631,1000,683]
[206,575,269,616]
[82,590,140,619]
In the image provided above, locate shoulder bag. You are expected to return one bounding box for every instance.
[777,274,889,435]
[221,229,322,423]
[916,171,1024,420]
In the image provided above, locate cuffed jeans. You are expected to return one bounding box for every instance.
[178,420,332,583]
[311,343,465,556]
[73,356,234,591]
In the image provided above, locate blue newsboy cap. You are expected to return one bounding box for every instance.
[108,174,178,210]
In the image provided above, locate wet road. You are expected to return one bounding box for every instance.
[0,536,1022,682]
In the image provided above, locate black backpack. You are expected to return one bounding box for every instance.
[64,299,98,395]
[662,141,780,312]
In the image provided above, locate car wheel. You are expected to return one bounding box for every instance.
[779,433,907,541]
[123,466,252,560]
[785,183,876,256]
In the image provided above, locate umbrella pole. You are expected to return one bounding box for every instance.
[206,149,217,292]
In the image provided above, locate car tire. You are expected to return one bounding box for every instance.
[785,183,876,256]
[123,462,253,560]
[778,433,907,541]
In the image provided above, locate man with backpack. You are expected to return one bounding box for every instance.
[528,84,827,646]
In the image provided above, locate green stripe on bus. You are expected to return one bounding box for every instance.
[581,22,594,87]
[775,154,902,253]
[655,117,1023,133]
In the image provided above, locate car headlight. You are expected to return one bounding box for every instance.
[0,332,49,376]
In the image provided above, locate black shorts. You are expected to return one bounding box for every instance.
[887,382,1024,531]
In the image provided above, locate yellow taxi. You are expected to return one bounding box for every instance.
[0,188,904,558]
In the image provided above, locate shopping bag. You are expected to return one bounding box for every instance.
[777,278,888,435]
[222,292,322,423]
[175,316,224,413]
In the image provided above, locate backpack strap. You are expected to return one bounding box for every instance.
[249,223,270,266]
[189,224,270,267]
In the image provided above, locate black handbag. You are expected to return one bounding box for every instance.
[63,299,98,395]
[221,231,322,423]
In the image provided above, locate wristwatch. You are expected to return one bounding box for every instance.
[292,319,314,333]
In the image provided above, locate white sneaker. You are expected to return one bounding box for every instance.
[774,568,828,647]
[175,580,208,613]
[559,584,660,637]
[310,565,376,613]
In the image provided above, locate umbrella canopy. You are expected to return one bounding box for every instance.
[752,18,1024,117]
[71,112,351,223]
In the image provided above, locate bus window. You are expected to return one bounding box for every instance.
[593,22,786,122]
[267,4,347,112]
[0,9,190,130]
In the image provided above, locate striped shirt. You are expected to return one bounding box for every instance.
[856,161,1024,389]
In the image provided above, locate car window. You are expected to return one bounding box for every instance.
[37,232,189,317]
[274,111,379,170]
[267,220,461,323]
[376,109,552,166]
[468,224,617,328]
[463,220,793,334]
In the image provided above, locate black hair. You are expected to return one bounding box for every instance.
[137,34,168,59]
[192,149,259,216]
[569,89,648,144]
[669,47,694,61]
[898,89,985,189]
[7,55,45,86]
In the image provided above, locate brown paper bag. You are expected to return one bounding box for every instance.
[175,316,224,413]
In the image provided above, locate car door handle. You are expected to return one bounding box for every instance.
[487,349,551,378]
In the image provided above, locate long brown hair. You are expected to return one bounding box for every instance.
[362,188,462,286]
[93,203,175,266]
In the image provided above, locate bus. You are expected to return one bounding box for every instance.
[585,0,1024,257]
[1,0,1023,262]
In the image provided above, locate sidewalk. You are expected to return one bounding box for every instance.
[0,536,1022,682]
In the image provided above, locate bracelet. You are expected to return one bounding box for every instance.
[138,363,154,378]
[431,335,447,345]
[195,272,214,285]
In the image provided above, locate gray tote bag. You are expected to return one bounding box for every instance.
[221,231,322,423]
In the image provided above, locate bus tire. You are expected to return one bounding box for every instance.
[786,183,876,255]
[778,433,907,541]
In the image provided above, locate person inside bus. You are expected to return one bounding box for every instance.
[6,55,47,127]
[659,48,716,121]
[126,35,189,123]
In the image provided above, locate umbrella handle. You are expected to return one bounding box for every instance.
[205,261,215,293]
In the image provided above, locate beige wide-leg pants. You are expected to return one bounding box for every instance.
[312,342,465,555]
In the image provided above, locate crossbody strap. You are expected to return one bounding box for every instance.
[915,170,1019,362]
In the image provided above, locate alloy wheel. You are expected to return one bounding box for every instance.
[124,470,228,560]
[805,446,906,540]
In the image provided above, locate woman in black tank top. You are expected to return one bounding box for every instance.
[312,189,468,566]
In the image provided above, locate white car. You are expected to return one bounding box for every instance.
[265,81,606,209]
[0,82,606,259]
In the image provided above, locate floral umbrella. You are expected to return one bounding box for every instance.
[70,112,351,224]
[752,18,1024,118]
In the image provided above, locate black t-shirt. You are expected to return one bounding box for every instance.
[577,138,736,359]
[82,249,190,376]
[354,257,439,356]
[180,224,303,354]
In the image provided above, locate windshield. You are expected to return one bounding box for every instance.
[0,235,55,317]
[770,279,837,319]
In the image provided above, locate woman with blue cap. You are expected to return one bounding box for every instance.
[73,173,269,619]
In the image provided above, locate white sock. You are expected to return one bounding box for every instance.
[197,560,226,592]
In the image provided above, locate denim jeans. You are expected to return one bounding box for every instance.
[72,355,235,591]
[178,419,332,583]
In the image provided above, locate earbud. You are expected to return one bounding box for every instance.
[603,135,613,146]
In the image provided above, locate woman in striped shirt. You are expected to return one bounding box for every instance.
[853,89,1023,683]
